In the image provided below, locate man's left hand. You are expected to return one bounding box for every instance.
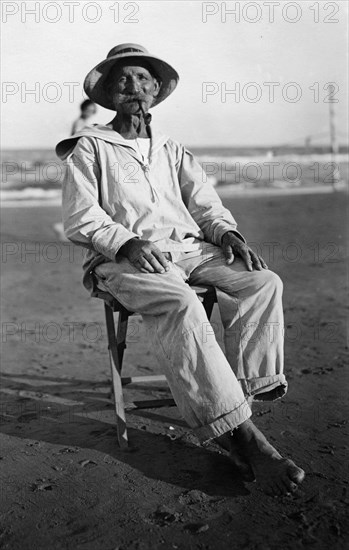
[221,232,268,272]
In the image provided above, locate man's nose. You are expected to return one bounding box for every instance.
[126,76,141,93]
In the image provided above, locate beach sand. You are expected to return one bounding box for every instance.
[1,191,348,549]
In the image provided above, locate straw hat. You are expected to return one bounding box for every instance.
[83,43,179,110]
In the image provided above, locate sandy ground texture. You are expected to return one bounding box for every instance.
[1,191,348,550]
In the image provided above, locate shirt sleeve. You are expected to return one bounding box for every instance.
[178,147,245,245]
[62,136,138,260]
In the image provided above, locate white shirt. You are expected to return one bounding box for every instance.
[56,125,243,293]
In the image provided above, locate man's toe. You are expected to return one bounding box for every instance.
[286,460,305,484]
[282,477,298,493]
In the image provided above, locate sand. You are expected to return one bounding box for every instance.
[0,191,348,550]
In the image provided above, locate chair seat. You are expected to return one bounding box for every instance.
[93,289,128,312]
[94,285,216,313]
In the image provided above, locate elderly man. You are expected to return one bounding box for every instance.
[56,44,305,496]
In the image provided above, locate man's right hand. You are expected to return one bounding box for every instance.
[119,238,170,274]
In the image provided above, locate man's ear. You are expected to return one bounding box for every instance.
[152,77,161,98]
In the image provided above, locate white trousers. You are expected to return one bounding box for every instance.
[94,243,286,443]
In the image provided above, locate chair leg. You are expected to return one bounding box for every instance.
[116,307,129,366]
[104,303,128,448]
[203,291,216,320]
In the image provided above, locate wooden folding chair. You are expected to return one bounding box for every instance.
[95,285,217,448]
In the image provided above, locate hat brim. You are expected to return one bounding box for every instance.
[83,52,179,111]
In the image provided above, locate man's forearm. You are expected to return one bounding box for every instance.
[118,236,140,257]
[221,230,245,245]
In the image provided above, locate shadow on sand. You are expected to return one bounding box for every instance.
[0,372,250,498]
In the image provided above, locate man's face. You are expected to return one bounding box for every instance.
[107,61,160,114]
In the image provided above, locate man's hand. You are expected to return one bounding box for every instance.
[221,232,268,272]
[119,238,170,274]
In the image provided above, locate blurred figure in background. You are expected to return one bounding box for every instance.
[71,99,97,135]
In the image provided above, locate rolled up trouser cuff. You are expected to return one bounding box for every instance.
[239,374,288,401]
[194,400,252,445]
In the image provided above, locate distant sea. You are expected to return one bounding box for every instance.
[1,146,348,204]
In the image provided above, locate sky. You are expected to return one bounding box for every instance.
[1,0,348,149]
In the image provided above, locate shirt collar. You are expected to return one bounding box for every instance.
[56,124,169,160]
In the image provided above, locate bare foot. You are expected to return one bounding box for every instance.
[234,419,305,496]
[215,432,255,482]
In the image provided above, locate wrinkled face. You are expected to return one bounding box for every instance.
[81,104,97,119]
[106,60,160,114]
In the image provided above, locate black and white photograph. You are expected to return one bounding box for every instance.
[1,1,348,548]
